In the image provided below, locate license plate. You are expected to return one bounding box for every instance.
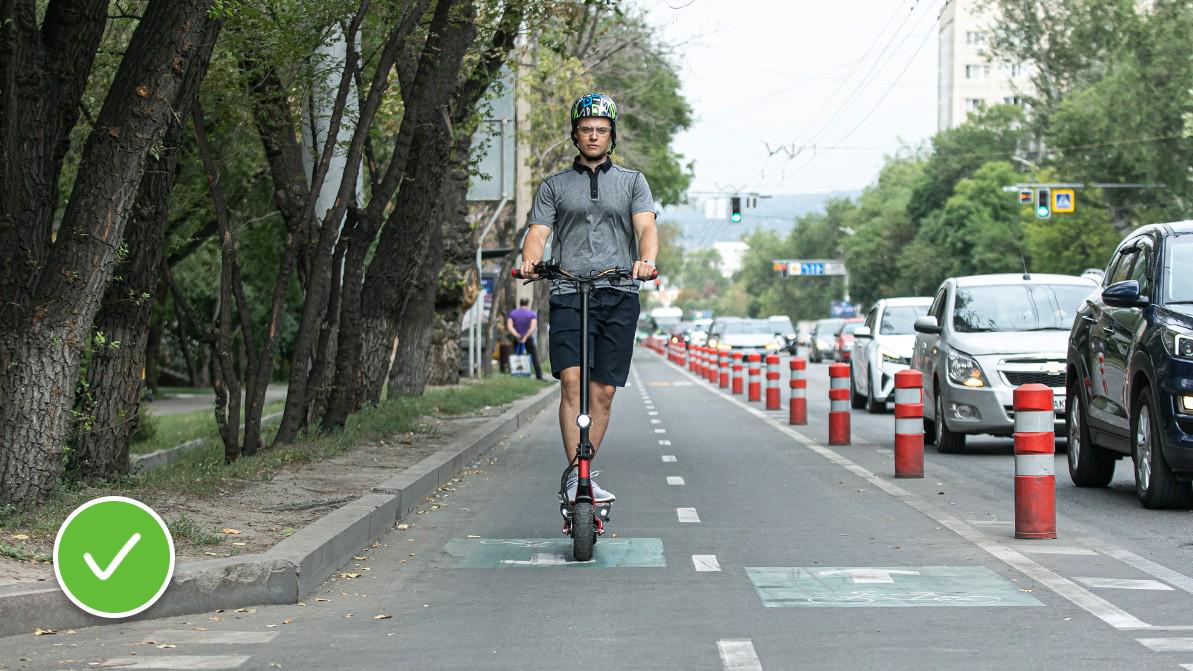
[1053,397,1066,414]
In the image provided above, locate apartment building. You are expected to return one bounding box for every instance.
[936,0,1029,131]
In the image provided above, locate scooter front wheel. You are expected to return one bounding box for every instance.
[572,501,595,561]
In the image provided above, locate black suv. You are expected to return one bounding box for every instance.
[1066,221,1193,508]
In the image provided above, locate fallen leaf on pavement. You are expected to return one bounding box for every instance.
[222,528,242,535]
[339,572,361,579]
[266,625,278,629]
[282,619,293,625]
[372,614,392,620]
[156,644,176,649]
[33,629,56,636]
[352,556,368,561]
[11,534,29,540]
[396,523,409,530]
[466,535,480,539]
[232,542,247,547]
[235,608,256,614]
[315,598,329,602]
[209,616,223,622]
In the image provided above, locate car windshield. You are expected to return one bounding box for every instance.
[769,318,795,333]
[725,321,781,335]
[839,322,861,336]
[880,306,929,335]
[815,320,845,336]
[1166,236,1193,303]
[952,283,1093,333]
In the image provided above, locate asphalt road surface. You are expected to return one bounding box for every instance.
[3,350,1193,670]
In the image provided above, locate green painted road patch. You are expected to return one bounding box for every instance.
[444,538,665,568]
[745,566,1043,608]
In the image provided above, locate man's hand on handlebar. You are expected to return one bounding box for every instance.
[518,258,540,279]
[631,260,656,281]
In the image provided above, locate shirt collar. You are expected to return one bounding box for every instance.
[572,155,612,174]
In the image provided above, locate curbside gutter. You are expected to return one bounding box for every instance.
[0,382,560,639]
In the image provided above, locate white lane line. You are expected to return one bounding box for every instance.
[648,411,659,416]
[667,476,686,486]
[1075,578,1173,591]
[1137,639,1193,652]
[654,428,667,434]
[147,630,278,645]
[1180,664,1193,670]
[693,555,721,572]
[677,507,700,523]
[658,439,672,445]
[99,656,251,669]
[717,639,762,671]
[1078,538,1193,597]
[651,419,662,424]
[967,520,1014,527]
[1018,546,1098,556]
[662,455,677,462]
[666,358,1168,632]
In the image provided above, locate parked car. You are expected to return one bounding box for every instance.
[706,316,742,351]
[912,273,1097,452]
[850,297,932,413]
[832,318,865,362]
[767,315,798,353]
[1067,221,1193,508]
[810,318,846,363]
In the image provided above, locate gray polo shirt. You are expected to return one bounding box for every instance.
[528,157,655,294]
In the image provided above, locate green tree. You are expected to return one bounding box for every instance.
[842,154,924,307]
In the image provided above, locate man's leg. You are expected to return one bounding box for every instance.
[526,337,544,380]
[558,367,581,463]
[587,380,616,457]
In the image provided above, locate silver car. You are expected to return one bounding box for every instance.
[912,273,1098,452]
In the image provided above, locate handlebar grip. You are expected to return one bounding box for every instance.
[648,268,659,281]
[511,269,523,279]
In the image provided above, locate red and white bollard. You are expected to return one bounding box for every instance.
[747,353,762,402]
[1014,384,1056,539]
[765,354,781,410]
[707,347,719,384]
[698,347,708,378]
[719,349,730,389]
[789,358,807,425]
[689,346,698,373]
[828,363,851,445]
[893,370,924,478]
[731,352,744,395]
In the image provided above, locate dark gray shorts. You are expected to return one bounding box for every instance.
[548,290,641,387]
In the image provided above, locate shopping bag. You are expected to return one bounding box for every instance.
[510,342,532,377]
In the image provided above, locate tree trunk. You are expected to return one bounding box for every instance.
[328,0,479,423]
[0,0,217,508]
[388,207,445,397]
[69,19,221,483]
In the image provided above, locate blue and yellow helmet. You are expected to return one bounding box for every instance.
[571,93,618,151]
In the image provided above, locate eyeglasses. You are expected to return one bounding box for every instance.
[577,126,611,136]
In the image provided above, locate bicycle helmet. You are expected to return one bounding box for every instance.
[571,92,618,152]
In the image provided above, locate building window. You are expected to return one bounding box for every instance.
[965,64,987,79]
[966,31,987,46]
[1002,63,1026,78]
[965,98,985,113]
[1003,96,1024,106]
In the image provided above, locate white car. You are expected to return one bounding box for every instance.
[849,297,933,413]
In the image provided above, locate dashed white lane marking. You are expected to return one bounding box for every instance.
[658,439,671,445]
[1179,664,1193,670]
[662,455,677,462]
[648,411,659,415]
[147,630,278,645]
[99,656,251,669]
[1137,639,1193,652]
[693,555,721,572]
[717,639,763,671]
[667,476,686,486]
[677,507,700,523]
[1018,546,1098,556]
[967,520,1013,527]
[660,353,1176,632]
[1076,578,1173,591]
[654,428,667,434]
[651,419,662,424]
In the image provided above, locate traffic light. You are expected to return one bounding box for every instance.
[1018,189,1032,205]
[1036,187,1051,219]
[730,196,742,223]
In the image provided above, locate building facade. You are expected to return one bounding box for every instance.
[936,0,1029,131]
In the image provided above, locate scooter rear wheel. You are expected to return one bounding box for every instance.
[572,502,595,561]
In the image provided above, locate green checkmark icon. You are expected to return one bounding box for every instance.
[54,496,175,618]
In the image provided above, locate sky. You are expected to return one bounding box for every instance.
[641,0,944,197]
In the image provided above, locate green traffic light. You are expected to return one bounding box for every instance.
[731,213,742,223]
[1036,206,1050,218]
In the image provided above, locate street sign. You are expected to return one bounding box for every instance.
[775,259,847,276]
[830,301,858,318]
[1053,188,1075,213]
[1018,189,1032,205]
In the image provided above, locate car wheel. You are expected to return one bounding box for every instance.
[935,392,966,453]
[1131,388,1193,509]
[1066,386,1114,487]
[923,385,937,444]
[850,371,866,409]
[865,369,885,414]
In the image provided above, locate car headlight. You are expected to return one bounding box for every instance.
[817,339,830,349]
[947,349,987,388]
[764,342,780,350]
[1161,327,1193,359]
[880,347,901,363]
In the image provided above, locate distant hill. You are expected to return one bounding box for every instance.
[659,191,861,250]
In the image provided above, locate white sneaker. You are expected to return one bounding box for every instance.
[561,473,616,503]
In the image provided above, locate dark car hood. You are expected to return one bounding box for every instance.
[1158,303,1193,328]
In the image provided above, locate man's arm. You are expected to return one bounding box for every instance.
[506,316,517,338]
[519,223,551,278]
[631,211,658,280]
[526,317,538,343]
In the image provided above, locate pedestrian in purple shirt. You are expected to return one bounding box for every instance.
[506,298,543,379]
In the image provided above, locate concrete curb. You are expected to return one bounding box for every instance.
[0,382,559,639]
[131,412,284,473]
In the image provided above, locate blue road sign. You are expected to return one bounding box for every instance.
[801,262,825,276]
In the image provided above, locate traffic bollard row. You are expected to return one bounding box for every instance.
[732,352,744,395]
[828,363,851,445]
[765,354,781,410]
[1014,384,1056,539]
[719,349,730,389]
[893,370,924,478]
[789,358,807,425]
